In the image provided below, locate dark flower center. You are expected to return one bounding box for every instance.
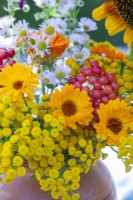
[13,81,23,90]
[107,117,123,134]
[61,100,77,117]
[113,0,133,28]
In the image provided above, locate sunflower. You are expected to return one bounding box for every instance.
[92,0,133,44]
[49,84,94,129]
[91,41,127,60]
[94,99,133,146]
[0,63,40,102]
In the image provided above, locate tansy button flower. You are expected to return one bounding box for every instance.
[94,99,133,146]
[49,84,94,129]
[92,0,133,44]
[0,63,40,102]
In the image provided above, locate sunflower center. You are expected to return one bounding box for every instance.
[113,0,133,27]
[61,100,77,117]
[107,117,122,134]
[13,81,23,90]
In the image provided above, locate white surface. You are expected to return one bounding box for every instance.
[102,147,133,200]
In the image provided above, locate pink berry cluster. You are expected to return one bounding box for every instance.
[0,48,16,72]
[68,60,120,116]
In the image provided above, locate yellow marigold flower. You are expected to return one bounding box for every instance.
[16,112,25,122]
[18,145,29,156]
[39,158,48,168]
[51,191,59,199]
[78,139,87,148]
[0,63,40,102]
[43,137,53,147]
[0,103,6,113]
[68,158,76,166]
[2,128,12,137]
[1,149,12,158]
[80,153,88,162]
[17,166,26,176]
[56,178,64,186]
[50,128,59,137]
[0,117,10,127]
[68,147,76,156]
[94,99,133,146]
[7,169,17,180]
[63,170,72,181]
[59,140,68,150]
[71,167,80,176]
[10,135,19,143]
[44,114,53,123]
[2,96,11,105]
[41,94,50,101]
[72,193,80,200]
[49,169,59,179]
[49,84,93,129]
[48,156,57,165]
[56,153,65,163]
[31,127,41,137]
[13,156,23,167]
[29,160,39,170]
[92,0,133,44]
[4,108,15,120]
[71,182,80,191]
[1,158,11,167]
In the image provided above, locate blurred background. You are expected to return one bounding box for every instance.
[0,0,132,199]
[0,0,124,46]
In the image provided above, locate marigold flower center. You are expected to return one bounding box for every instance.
[113,0,133,28]
[61,100,77,117]
[107,117,122,134]
[13,81,23,90]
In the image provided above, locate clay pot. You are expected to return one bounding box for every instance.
[0,160,117,200]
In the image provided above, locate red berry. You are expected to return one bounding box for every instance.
[99,76,108,85]
[107,73,115,82]
[103,85,113,95]
[92,66,101,75]
[90,60,99,68]
[74,81,82,89]
[68,77,77,84]
[108,92,116,100]
[7,59,16,66]
[92,90,102,100]
[0,59,3,65]
[82,67,92,76]
[101,96,109,104]
[110,82,119,91]
[88,76,97,84]
[81,86,90,93]
[7,49,15,57]
[0,49,8,60]
[77,74,86,83]
[93,100,100,108]
[93,82,102,90]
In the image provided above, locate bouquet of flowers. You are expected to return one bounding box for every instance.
[0,0,133,199]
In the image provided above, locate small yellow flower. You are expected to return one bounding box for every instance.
[49,169,59,179]
[13,156,23,167]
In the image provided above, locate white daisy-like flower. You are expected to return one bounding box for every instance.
[77,17,97,32]
[40,19,57,38]
[69,33,89,46]
[0,26,7,36]
[72,46,90,63]
[47,18,67,34]
[28,31,41,48]
[76,0,84,7]
[13,20,29,38]
[40,70,57,86]
[34,38,51,58]
[59,1,75,14]
[53,64,71,84]
[0,16,15,28]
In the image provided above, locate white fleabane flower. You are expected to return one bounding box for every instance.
[54,64,71,84]
[40,19,58,38]
[13,20,29,39]
[69,33,89,46]
[77,17,97,32]
[0,16,15,28]
[72,46,90,63]
[34,38,51,58]
[47,18,67,34]
[40,70,57,85]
